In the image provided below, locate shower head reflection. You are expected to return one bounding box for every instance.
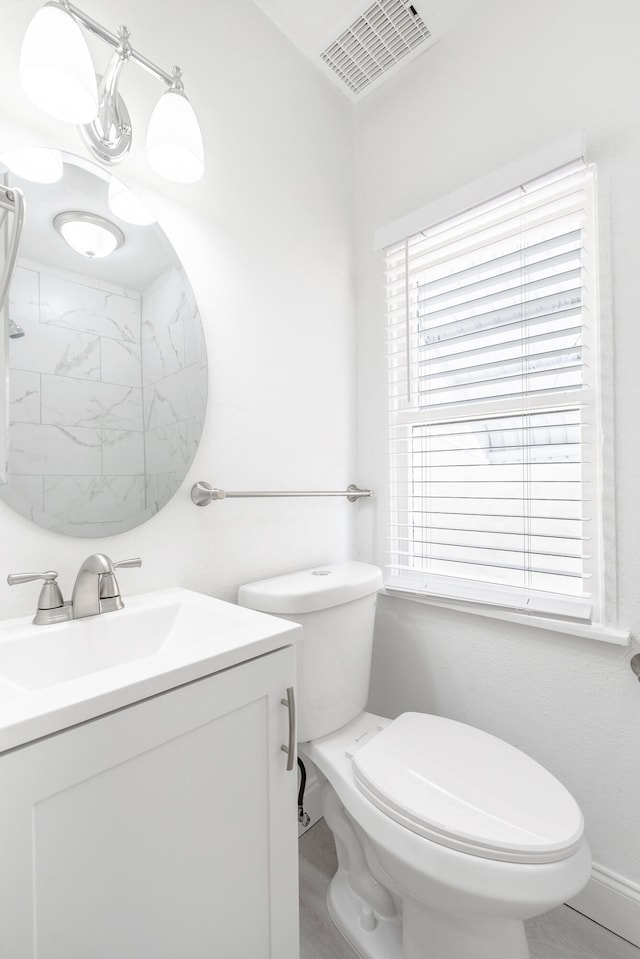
[8,318,24,339]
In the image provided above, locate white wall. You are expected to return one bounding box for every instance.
[0,0,356,619]
[355,0,640,939]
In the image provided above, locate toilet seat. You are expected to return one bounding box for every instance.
[351,713,584,864]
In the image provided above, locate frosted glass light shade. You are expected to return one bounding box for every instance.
[20,4,98,124]
[108,179,156,226]
[146,89,204,183]
[54,212,124,259]
[1,147,63,183]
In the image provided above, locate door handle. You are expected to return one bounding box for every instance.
[280,686,296,771]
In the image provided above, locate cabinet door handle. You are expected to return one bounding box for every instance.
[280,686,296,771]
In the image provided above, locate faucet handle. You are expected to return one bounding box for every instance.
[7,569,58,586]
[7,570,64,607]
[7,570,71,625]
[99,557,142,608]
[113,558,142,570]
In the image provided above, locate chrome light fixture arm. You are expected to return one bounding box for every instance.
[80,25,133,164]
[57,0,175,87]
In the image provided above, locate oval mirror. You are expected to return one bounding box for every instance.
[0,149,207,536]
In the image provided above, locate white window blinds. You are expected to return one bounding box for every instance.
[385,159,600,621]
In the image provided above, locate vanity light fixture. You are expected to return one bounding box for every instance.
[20,3,98,124]
[107,179,156,226]
[53,211,124,259]
[146,78,204,183]
[20,1,205,183]
[1,148,64,184]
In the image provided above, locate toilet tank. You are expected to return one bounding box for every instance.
[238,562,383,742]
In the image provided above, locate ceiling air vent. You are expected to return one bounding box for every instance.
[320,0,434,98]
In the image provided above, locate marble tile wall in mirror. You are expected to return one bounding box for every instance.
[1,150,208,536]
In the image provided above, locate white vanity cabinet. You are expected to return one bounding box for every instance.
[0,644,299,959]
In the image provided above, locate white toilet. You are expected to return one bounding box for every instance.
[238,562,591,959]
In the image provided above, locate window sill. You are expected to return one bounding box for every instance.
[380,588,631,647]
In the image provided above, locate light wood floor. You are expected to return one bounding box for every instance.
[299,819,640,959]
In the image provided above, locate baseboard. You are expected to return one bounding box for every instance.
[297,763,323,837]
[568,862,640,948]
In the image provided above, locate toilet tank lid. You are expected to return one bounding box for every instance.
[238,562,383,614]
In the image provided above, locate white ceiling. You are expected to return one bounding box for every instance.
[251,0,482,96]
[253,0,396,56]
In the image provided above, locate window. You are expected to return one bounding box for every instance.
[385,159,602,623]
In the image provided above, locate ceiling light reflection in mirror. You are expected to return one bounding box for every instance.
[108,180,156,226]
[2,147,64,184]
[54,211,125,259]
[0,149,208,537]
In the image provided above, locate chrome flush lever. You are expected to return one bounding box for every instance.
[631,654,640,682]
[280,686,296,771]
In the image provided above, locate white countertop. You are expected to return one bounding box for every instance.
[0,587,301,753]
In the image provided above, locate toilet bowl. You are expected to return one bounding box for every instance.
[302,711,590,959]
[238,562,591,959]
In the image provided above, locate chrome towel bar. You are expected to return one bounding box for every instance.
[191,482,373,506]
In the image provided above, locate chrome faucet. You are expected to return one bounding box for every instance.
[71,554,142,619]
[7,554,142,624]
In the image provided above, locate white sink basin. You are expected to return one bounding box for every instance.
[0,595,250,691]
[0,587,301,752]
